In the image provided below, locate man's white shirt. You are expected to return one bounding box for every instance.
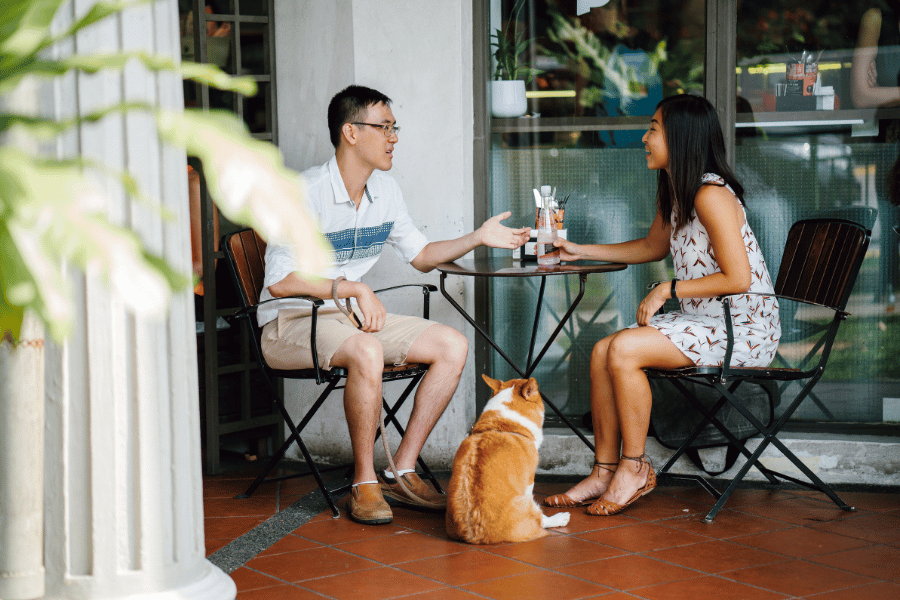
[257,155,428,327]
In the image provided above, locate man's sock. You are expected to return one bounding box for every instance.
[352,480,378,487]
[382,468,415,481]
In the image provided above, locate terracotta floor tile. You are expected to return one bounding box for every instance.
[736,495,861,526]
[462,570,612,600]
[648,540,787,573]
[400,549,537,585]
[237,584,323,599]
[556,554,702,590]
[661,485,723,506]
[204,496,279,518]
[388,506,450,537]
[663,509,786,539]
[229,566,287,591]
[836,492,900,513]
[294,517,407,545]
[337,530,468,564]
[577,522,709,553]
[808,544,900,581]
[615,492,712,522]
[255,533,322,557]
[632,574,788,600]
[724,559,876,596]
[731,526,872,558]
[545,506,642,535]
[203,477,262,499]
[245,546,379,582]
[712,488,801,508]
[809,512,900,547]
[299,565,446,600]
[397,587,486,599]
[204,516,268,541]
[802,581,900,599]
[484,534,625,567]
[205,538,230,555]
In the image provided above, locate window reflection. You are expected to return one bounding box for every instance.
[735,0,900,425]
[493,0,705,147]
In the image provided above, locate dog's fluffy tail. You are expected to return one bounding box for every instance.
[445,436,483,542]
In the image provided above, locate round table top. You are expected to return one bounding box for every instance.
[435,257,627,278]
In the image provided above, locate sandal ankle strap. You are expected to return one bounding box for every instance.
[621,453,652,468]
[593,460,618,474]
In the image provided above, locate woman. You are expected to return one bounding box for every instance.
[545,94,781,516]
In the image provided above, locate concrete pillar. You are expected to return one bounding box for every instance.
[0,313,45,600]
[39,1,234,598]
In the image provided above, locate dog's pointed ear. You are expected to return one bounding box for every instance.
[482,374,502,394]
[523,377,539,399]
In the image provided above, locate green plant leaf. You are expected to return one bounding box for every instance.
[38,0,151,56]
[1,52,256,96]
[0,294,25,343]
[0,100,153,137]
[157,108,333,280]
[0,0,65,57]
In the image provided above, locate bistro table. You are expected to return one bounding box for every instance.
[436,257,627,451]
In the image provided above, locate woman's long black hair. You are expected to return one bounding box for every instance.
[654,94,744,232]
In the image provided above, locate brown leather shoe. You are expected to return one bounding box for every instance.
[378,472,446,510]
[348,483,392,525]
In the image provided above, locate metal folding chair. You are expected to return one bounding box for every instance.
[647,217,871,522]
[223,229,442,517]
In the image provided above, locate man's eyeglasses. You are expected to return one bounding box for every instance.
[351,122,400,137]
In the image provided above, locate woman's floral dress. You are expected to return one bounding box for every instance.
[634,173,781,367]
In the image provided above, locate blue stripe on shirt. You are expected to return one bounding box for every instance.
[325,222,394,262]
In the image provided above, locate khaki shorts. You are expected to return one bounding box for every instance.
[261,308,436,371]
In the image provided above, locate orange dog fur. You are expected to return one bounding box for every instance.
[445,375,570,544]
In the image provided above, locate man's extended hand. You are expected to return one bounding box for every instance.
[478,211,530,249]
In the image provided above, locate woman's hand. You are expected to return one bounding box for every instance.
[553,238,584,262]
[636,282,670,326]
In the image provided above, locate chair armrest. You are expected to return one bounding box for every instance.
[373,283,438,294]
[372,283,438,320]
[716,292,844,382]
[716,291,848,319]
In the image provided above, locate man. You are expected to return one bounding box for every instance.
[258,85,529,524]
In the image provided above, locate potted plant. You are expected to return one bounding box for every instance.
[490,0,540,118]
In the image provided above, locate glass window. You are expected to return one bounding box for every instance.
[486,0,706,421]
[736,0,900,426]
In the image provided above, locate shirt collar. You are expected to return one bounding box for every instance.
[327,155,376,205]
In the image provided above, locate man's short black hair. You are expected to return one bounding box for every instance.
[327,85,393,148]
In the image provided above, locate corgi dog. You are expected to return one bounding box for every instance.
[445,375,570,544]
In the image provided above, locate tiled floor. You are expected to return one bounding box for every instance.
[204,463,900,599]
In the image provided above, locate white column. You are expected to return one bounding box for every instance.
[41,1,234,599]
[0,313,45,600]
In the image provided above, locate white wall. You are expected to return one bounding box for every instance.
[274,0,477,468]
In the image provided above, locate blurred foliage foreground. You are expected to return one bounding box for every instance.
[0,0,331,344]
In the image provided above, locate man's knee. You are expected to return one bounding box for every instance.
[413,324,468,368]
[437,326,468,367]
[337,333,384,374]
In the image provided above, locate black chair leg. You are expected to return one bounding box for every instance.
[236,375,344,514]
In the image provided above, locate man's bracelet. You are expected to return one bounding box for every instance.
[670,278,678,300]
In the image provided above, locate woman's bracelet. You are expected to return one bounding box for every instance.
[670,278,678,300]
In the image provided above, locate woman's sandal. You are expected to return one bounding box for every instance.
[586,454,657,516]
[543,461,617,508]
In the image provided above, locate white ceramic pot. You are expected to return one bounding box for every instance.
[491,79,527,118]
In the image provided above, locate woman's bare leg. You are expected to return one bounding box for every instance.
[550,333,621,503]
[598,326,693,510]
